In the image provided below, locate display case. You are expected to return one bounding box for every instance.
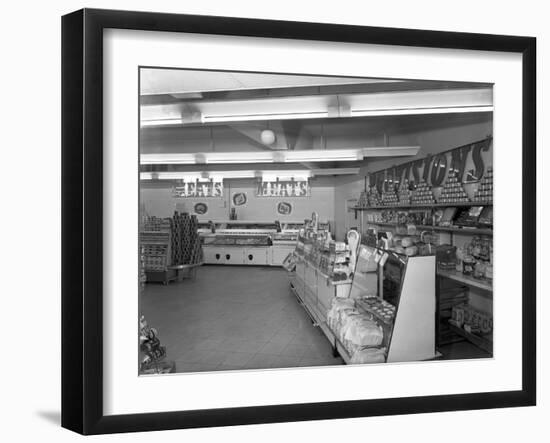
[290,240,438,364]
[199,220,321,266]
[356,205,493,350]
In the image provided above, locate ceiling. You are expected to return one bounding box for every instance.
[139,68,493,178]
[140,68,404,96]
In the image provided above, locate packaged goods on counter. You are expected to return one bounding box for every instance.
[350,347,387,364]
[327,298,386,363]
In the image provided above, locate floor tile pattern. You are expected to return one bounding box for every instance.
[140,265,344,373]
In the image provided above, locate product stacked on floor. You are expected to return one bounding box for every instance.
[170,211,203,266]
[140,217,172,272]
[140,213,203,283]
[139,315,175,374]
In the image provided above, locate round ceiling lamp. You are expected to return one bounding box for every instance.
[260,129,276,146]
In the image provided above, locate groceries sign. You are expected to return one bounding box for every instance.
[368,137,492,193]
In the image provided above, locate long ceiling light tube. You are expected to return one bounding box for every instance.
[140,170,314,181]
[140,147,419,165]
[201,111,329,123]
[351,105,494,117]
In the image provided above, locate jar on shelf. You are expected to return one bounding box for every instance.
[463,255,475,275]
[455,247,464,272]
[474,260,486,279]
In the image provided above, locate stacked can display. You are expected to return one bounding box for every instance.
[438,170,469,204]
[473,167,493,203]
[411,181,436,205]
[358,191,368,208]
[381,188,399,206]
[366,187,381,207]
[398,179,412,205]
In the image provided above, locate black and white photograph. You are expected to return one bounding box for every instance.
[138,67,494,375]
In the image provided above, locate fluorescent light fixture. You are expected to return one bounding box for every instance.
[141,170,314,181]
[351,105,494,117]
[141,147,419,165]
[262,170,313,181]
[201,111,329,123]
[140,118,183,127]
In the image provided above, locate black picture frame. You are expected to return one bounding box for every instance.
[62,8,536,435]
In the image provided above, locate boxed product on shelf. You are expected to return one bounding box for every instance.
[450,303,493,334]
[436,245,457,270]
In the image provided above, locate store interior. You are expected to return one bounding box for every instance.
[138,68,494,374]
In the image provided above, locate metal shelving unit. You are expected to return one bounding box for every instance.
[354,201,492,211]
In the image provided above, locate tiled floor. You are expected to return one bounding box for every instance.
[140,265,488,373]
[140,265,344,373]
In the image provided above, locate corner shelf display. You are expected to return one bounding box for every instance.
[290,234,438,364]
[355,200,493,353]
[344,245,437,363]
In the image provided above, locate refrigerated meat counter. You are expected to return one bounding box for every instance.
[199,220,307,266]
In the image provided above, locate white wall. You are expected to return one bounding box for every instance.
[141,176,336,225]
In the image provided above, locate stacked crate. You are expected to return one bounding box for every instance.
[140,230,172,271]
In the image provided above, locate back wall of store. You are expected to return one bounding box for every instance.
[141,176,336,224]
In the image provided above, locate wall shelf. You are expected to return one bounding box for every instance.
[354,201,492,210]
[437,269,493,292]
[365,221,493,236]
[448,322,493,354]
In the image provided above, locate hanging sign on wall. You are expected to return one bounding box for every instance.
[172,179,223,198]
[277,202,293,215]
[232,192,247,206]
[367,137,492,193]
[193,202,208,215]
[257,179,310,197]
